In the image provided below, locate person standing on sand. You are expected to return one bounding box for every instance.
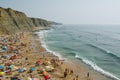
[87,72,91,80]
[64,68,68,78]
[70,69,73,75]
[64,71,67,78]
[35,58,41,66]
[87,72,89,78]
[25,57,28,63]
[76,75,78,80]
[73,78,75,80]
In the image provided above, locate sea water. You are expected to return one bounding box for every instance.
[36,24,120,80]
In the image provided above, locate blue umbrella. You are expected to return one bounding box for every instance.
[2,46,7,51]
[0,66,4,69]
[30,67,35,71]
[17,69,24,73]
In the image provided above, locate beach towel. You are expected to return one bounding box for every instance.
[45,65,54,72]
[28,77,39,80]
[44,75,50,80]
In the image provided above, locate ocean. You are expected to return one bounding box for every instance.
[36,24,120,80]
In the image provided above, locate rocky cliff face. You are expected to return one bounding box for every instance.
[30,18,51,27]
[0,7,56,34]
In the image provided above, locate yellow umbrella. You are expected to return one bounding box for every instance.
[0,71,4,76]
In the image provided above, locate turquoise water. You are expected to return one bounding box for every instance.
[37,25,120,80]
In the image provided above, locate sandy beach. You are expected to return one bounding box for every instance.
[30,31,114,80]
[1,1,120,80]
[0,30,114,80]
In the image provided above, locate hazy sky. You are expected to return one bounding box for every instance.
[0,0,120,24]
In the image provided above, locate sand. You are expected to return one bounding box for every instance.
[0,31,114,80]
[30,32,114,80]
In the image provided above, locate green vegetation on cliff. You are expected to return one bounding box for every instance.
[0,7,58,34]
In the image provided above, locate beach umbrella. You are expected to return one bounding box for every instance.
[0,72,4,76]
[2,46,7,51]
[23,68,27,71]
[0,66,4,69]
[17,69,24,73]
[28,78,32,80]
[8,66,12,70]
[30,67,35,71]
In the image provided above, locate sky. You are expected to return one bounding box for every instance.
[0,0,120,24]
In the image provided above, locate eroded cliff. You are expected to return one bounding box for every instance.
[0,7,56,34]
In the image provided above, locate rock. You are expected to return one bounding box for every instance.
[0,7,59,34]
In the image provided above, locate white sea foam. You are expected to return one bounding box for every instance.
[35,29,120,80]
[75,54,79,58]
[35,30,64,60]
[75,55,120,80]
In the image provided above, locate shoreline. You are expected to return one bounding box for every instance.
[35,30,116,80]
[0,30,117,80]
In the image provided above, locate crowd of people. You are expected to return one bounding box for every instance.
[0,32,91,80]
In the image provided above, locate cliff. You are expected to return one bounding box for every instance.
[0,7,57,34]
[30,18,50,27]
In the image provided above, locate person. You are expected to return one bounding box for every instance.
[43,58,49,65]
[70,70,73,75]
[76,75,78,80]
[25,57,28,60]
[87,72,89,78]
[87,72,91,80]
[73,78,75,80]
[35,58,41,66]
[64,71,67,78]
[41,69,47,76]
[25,57,28,63]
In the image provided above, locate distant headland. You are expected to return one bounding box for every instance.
[0,7,61,34]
